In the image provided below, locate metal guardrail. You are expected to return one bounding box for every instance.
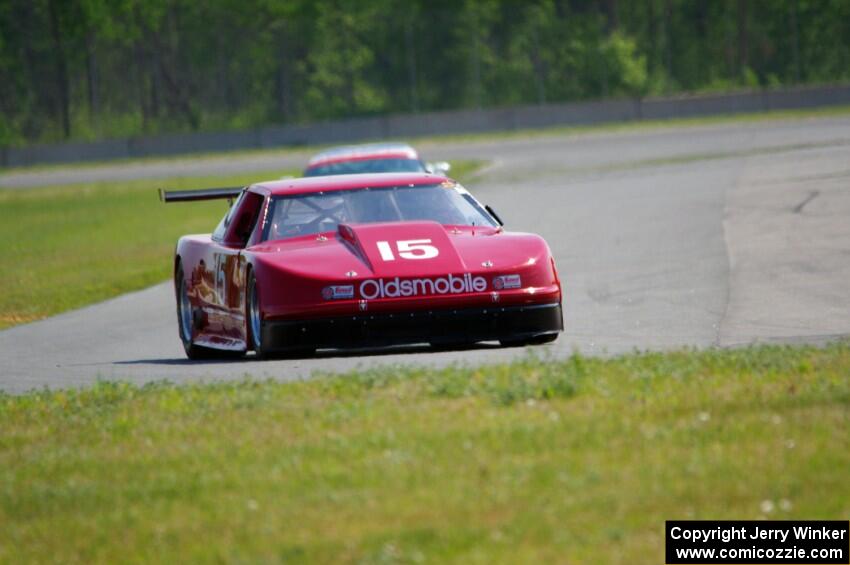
[3,83,849,168]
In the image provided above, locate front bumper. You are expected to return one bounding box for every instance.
[261,302,563,351]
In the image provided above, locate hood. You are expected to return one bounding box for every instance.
[249,221,550,281]
[336,221,467,277]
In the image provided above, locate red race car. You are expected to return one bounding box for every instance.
[303,142,450,177]
[161,173,563,359]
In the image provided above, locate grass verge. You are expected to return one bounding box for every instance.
[1,342,848,563]
[0,160,483,329]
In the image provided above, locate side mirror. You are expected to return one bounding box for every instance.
[427,161,451,175]
[485,204,504,226]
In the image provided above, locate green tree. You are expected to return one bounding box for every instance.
[1,0,848,146]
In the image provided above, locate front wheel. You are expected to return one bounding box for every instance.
[247,270,268,359]
[247,270,315,360]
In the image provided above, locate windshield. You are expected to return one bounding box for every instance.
[304,157,426,177]
[263,184,497,241]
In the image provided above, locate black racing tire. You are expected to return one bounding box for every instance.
[176,263,236,360]
[499,333,559,348]
[246,269,269,359]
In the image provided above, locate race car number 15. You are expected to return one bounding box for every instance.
[376,239,439,261]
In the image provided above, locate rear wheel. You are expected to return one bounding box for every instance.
[176,264,226,360]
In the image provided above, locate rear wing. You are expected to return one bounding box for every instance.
[159,187,243,203]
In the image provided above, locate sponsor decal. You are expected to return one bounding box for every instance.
[322,285,355,300]
[359,274,487,299]
[493,274,521,290]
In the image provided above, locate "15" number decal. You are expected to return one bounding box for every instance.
[376,239,439,261]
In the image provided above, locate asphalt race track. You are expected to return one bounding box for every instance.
[2,116,849,393]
